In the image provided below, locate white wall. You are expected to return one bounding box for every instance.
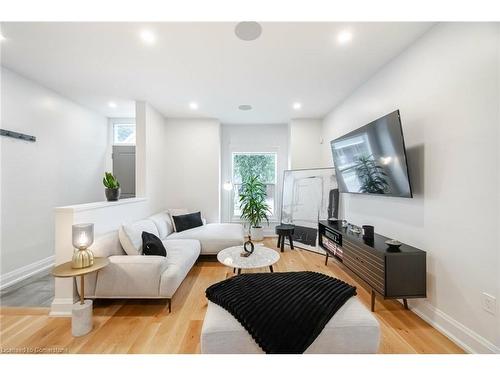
[321,23,500,353]
[0,67,108,284]
[135,102,169,214]
[221,123,289,229]
[497,25,500,354]
[163,118,221,223]
[289,119,323,169]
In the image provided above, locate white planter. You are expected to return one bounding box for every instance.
[250,226,264,241]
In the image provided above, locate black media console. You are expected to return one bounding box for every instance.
[318,220,426,311]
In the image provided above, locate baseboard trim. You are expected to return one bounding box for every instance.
[49,298,76,317]
[410,300,500,354]
[0,255,55,291]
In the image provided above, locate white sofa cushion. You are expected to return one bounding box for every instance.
[149,212,174,239]
[119,219,160,255]
[201,297,380,354]
[167,223,244,254]
[89,231,125,258]
[159,239,201,297]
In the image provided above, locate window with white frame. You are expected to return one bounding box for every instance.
[231,152,277,220]
[113,123,136,145]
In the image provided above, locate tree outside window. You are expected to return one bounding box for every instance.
[232,153,277,218]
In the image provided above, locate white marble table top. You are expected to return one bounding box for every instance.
[217,245,280,270]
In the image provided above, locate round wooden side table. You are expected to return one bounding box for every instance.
[52,257,109,337]
[275,224,296,252]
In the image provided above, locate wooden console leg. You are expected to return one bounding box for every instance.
[325,253,329,265]
[167,298,171,313]
[371,290,376,312]
[403,299,408,310]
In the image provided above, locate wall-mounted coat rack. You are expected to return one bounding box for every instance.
[0,129,36,142]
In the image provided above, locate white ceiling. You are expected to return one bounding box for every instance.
[0,22,434,123]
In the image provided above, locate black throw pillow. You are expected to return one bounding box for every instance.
[142,231,167,257]
[172,211,203,233]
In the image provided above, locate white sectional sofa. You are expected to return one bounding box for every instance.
[78,210,244,311]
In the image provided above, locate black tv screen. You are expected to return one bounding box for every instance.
[330,110,412,198]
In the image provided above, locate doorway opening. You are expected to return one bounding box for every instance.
[110,119,136,198]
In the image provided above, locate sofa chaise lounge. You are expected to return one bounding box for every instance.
[77,210,244,311]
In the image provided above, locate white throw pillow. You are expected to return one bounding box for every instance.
[119,219,160,255]
[149,212,174,239]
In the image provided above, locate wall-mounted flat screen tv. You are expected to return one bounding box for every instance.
[330,110,413,198]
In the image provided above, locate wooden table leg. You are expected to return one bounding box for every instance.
[280,237,285,252]
[237,268,241,275]
[289,235,294,250]
[325,253,329,265]
[403,299,408,310]
[80,275,84,305]
[277,235,281,248]
[371,290,376,312]
[269,265,274,273]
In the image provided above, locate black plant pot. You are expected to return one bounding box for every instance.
[105,188,120,201]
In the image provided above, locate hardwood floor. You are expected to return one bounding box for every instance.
[0,238,464,354]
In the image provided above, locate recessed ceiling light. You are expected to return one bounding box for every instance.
[189,102,199,110]
[235,22,262,41]
[238,104,252,111]
[108,102,117,108]
[337,30,353,45]
[140,30,156,45]
[293,102,302,110]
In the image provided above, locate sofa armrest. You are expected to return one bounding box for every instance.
[93,255,168,297]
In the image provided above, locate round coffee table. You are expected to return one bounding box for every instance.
[217,245,280,275]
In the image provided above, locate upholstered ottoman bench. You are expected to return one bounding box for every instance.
[201,296,380,354]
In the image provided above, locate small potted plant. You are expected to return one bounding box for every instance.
[103,172,121,201]
[239,175,271,241]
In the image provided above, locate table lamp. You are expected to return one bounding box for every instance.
[72,223,94,269]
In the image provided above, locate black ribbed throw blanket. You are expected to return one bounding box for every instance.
[205,271,356,354]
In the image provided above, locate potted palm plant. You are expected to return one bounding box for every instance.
[103,172,121,201]
[239,175,271,241]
